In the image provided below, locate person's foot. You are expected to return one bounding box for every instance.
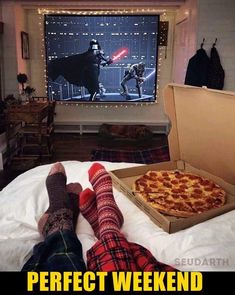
[38,162,80,238]
[80,188,100,238]
[67,183,82,196]
[45,162,67,214]
[88,163,124,238]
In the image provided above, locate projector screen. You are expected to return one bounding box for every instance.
[45,14,159,103]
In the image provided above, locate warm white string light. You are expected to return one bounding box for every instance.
[37,8,167,108]
[156,11,168,99]
[38,8,167,16]
[56,101,156,108]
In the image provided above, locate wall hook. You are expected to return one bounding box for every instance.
[200,38,205,49]
[213,38,217,47]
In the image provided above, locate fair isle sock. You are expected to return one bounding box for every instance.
[45,172,68,213]
[80,188,100,238]
[88,163,124,238]
[39,169,79,238]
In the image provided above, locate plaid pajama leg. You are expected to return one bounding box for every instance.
[87,232,138,271]
[87,232,176,272]
[22,230,86,271]
[129,242,177,271]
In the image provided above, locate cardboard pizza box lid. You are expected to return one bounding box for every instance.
[164,84,235,185]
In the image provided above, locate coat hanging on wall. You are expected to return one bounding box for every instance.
[207,40,225,90]
[184,41,210,87]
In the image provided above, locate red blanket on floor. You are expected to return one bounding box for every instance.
[90,145,170,164]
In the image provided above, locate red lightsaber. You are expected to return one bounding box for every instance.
[111,47,129,62]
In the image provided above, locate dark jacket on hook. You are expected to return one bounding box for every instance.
[207,46,225,90]
[184,48,210,87]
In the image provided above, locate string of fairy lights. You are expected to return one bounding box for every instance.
[37,8,169,108]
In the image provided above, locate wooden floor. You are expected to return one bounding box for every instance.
[0,133,168,190]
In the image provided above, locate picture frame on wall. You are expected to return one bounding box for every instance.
[21,31,30,59]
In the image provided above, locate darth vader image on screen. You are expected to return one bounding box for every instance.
[48,39,112,101]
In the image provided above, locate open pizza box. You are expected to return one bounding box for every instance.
[109,83,235,233]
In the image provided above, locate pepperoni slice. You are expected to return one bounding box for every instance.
[163,182,172,188]
[175,173,184,179]
[149,183,158,189]
[138,180,147,186]
[200,179,211,185]
[179,194,188,199]
[191,193,201,199]
[179,184,188,190]
[157,177,165,182]
[179,178,188,183]
[162,172,169,177]
[171,179,179,185]
[205,186,213,192]
[193,188,203,194]
[172,194,180,199]
[143,175,150,180]
[149,172,157,177]
[205,197,213,204]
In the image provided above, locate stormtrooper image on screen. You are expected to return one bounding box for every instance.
[120,62,146,99]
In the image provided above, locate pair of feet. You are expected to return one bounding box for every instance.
[38,162,123,239]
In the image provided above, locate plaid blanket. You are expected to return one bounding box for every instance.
[90,145,170,164]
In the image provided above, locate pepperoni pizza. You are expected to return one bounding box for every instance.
[132,170,226,217]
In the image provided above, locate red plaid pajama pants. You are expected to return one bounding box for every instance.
[87,232,175,271]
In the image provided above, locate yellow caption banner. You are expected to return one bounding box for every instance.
[27,271,203,292]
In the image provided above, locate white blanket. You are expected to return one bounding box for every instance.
[0,161,234,271]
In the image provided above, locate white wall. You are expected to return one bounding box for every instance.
[1,1,29,97]
[197,0,235,91]
[172,0,198,84]
[1,1,18,97]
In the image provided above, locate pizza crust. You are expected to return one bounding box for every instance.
[134,192,196,217]
[132,170,226,218]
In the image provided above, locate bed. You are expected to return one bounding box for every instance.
[0,160,234,271]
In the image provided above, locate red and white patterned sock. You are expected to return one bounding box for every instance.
[79,188,100,238]
[88,163,124,238]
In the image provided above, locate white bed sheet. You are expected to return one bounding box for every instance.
[0,161,234,271]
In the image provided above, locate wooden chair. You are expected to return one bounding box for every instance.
[20,100,56,158]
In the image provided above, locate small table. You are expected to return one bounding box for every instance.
[7,102,49,124]
[6,102,49,163]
